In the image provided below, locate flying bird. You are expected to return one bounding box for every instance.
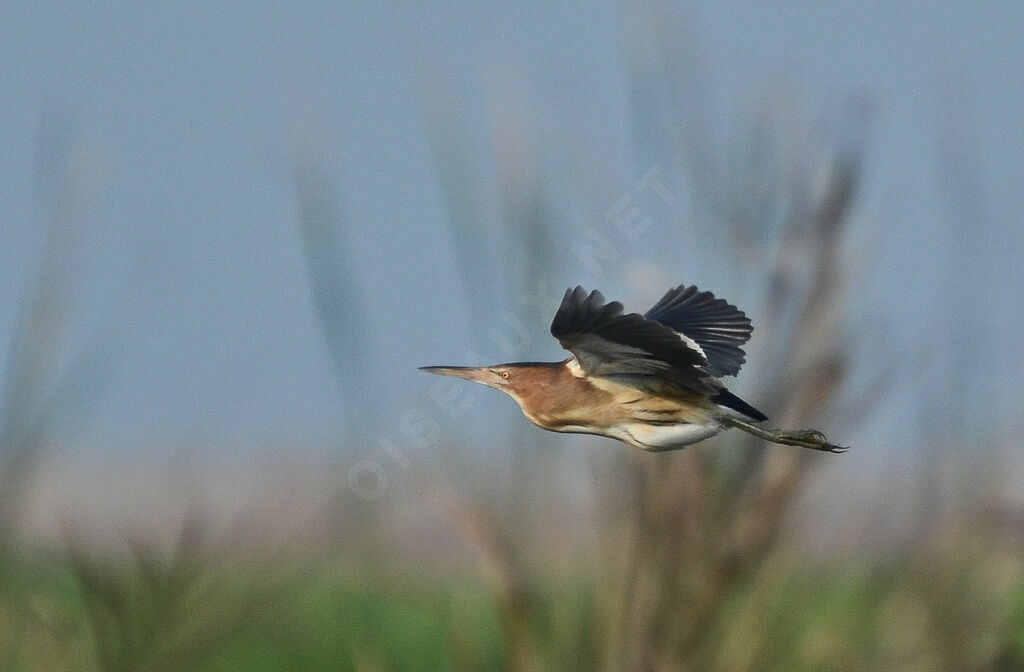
[422,285,844,453]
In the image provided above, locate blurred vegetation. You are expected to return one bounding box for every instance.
[1,540,1022,671]
[2,4,1023,672]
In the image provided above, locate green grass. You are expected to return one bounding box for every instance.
[228,578,505,672]
[2,549,1023,672]
[0,553,509,672]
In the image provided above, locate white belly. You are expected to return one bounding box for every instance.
[558,421,723,451]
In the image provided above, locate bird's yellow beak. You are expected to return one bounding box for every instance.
[419,366,497,387]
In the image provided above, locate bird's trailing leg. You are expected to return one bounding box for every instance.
[721,416,847,454]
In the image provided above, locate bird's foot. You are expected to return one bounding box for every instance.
[763,428,847,454]
[720,415,847,454]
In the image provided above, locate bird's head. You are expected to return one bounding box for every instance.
[419,363,556,404]
[420,364,516,393]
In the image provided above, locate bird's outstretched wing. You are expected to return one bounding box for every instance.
[550,286,717,394]
[644,285,752,377]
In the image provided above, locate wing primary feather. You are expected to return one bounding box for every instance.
[550,286,716,394]
[644,285,753,377]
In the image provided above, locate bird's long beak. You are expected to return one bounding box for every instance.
[419,366,495,387]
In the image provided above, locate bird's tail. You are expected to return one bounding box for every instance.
[713,389,768,422]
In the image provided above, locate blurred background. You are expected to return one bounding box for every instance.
[2,1,1023,670]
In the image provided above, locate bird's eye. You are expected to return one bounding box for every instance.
[500,370,510,380]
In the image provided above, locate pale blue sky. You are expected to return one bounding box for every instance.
[1,1,1022,459]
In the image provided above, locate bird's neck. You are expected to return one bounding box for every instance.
[510,360,615,429]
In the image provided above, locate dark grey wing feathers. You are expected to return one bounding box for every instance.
[550,286,714,392]
[549,286,621,335]
[644,285,752,377]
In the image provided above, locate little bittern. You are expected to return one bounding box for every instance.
[422,285,844,453]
